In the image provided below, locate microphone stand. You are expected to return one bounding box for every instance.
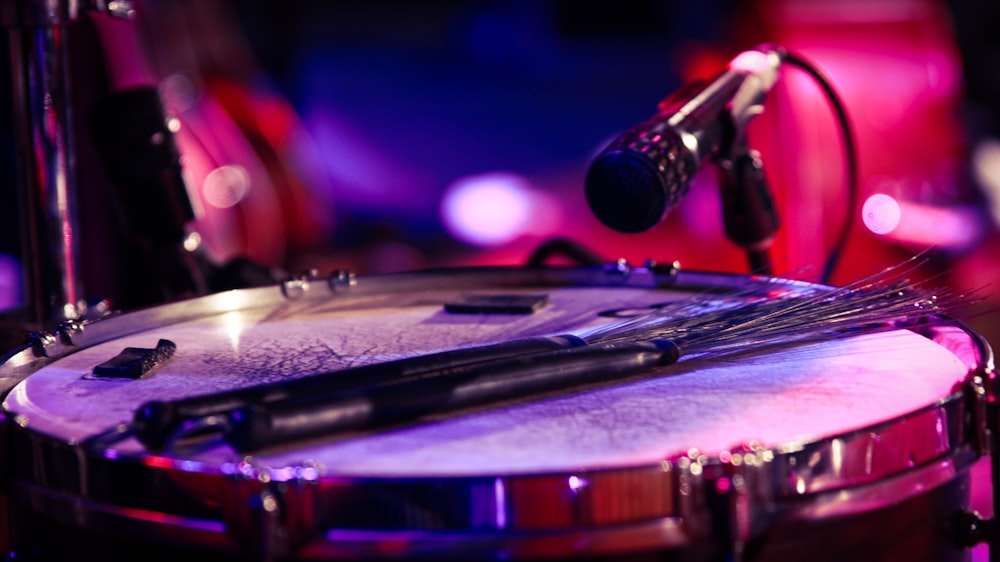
[716,140,779,276]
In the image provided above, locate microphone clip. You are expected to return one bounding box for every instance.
[717,140,779,274]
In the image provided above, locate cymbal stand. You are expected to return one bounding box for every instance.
[0,1,133,343]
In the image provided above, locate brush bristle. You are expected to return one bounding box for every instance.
[580,256,970,358]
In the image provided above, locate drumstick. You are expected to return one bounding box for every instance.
[225,340,680,451]
[133,254,961,448]
[133,274,803,449]
[216,261,965,452]
[133,334,588,449]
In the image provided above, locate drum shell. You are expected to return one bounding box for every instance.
[0,420,981,562]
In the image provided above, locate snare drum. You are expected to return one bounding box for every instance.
[0,267,992,561]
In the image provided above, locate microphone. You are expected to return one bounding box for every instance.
[585,45,784,233]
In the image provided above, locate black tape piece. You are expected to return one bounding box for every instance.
[92,339,177,379]
[444,294,549,315]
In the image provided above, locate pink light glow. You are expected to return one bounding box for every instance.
[863,193,982,249]
[441,172,535,247]
[862,193,901,234]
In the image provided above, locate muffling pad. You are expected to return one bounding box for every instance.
[92,339,177,379]
[444,294,549,315]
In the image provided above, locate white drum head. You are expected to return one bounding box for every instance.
[5,280,970,475]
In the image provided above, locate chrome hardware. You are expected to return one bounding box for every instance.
[604,258,632,276]
[27,331,57,358]
[281,271,320,300]
[56,319,85,346]
[327,269,357,291]
[94,0,135,19]
[3,0,86,328]
[0,0,142,336]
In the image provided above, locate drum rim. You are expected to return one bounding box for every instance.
[3,378,981,559]
[2,265,992,559]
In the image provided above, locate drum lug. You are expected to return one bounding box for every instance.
[254,486,288,562]
[602,259,682,286]
[224,482,293,562]
[603,258,633,278]
[280,269,357,300]
[55,318,87,346]
[281,270,321,300]
[224,461,323,562]
[724,442,779,558]
[25,330,58,359]
[643,258,682,278]
[671,443,776,561]
[327,269,357,291]
[23,316,93,359]
[600,258,682,288]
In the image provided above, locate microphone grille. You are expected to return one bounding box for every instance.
[585,128,693,233]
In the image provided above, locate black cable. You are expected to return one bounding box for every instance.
[526,237,605,267]
[779,51,860,285]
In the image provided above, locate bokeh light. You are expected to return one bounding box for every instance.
[862,193,901,235]
[441,172,535,247]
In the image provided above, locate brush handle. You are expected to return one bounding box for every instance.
[225,340,680,452]
[133,334,587,449]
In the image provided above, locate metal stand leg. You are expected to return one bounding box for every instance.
[2,0,86,329]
